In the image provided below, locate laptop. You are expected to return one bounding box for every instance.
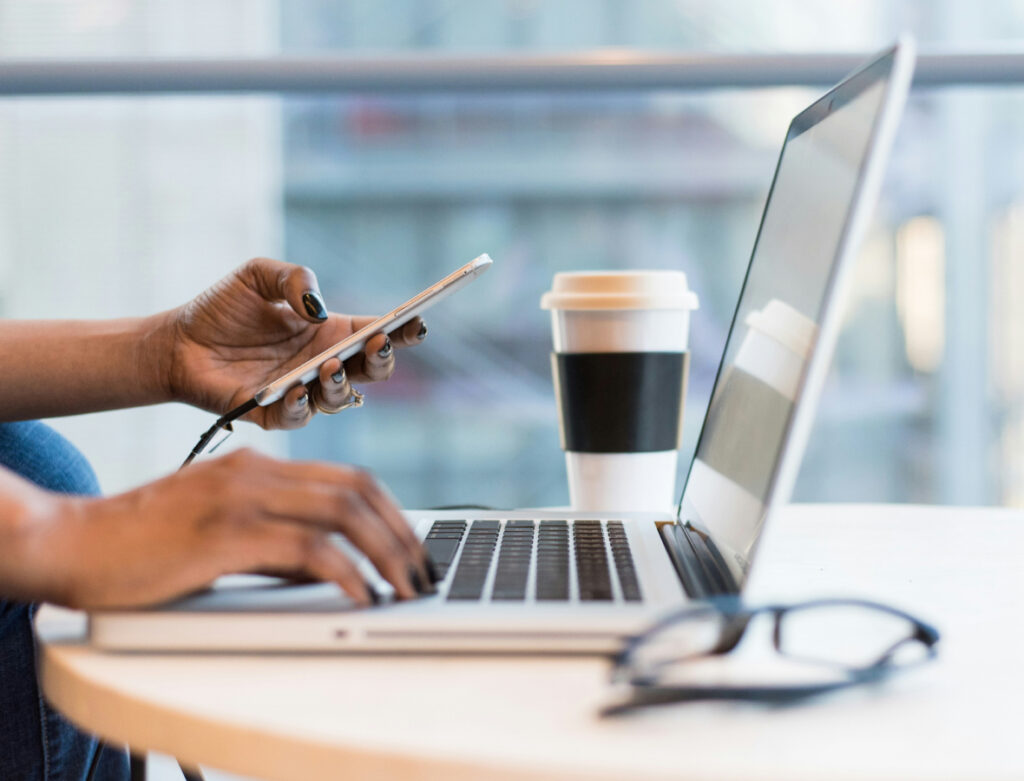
[89,40,915,653]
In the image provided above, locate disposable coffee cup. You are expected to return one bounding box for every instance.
[541,271,699,512]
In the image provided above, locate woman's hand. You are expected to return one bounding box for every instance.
[7,449,435,610]
[162,258,427,429]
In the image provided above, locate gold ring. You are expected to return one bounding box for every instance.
[313,388,365,415]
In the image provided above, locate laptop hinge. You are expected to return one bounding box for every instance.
[684,523,739,594]
[657,522,738,599]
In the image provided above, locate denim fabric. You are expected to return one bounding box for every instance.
[0,421,129,781]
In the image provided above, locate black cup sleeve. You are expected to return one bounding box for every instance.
[552,351,689,453]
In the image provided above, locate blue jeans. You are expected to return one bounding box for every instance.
[0,421,129,781]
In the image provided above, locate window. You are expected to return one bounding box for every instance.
[1,1,1020,508]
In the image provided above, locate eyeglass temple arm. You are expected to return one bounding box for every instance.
[600,679,861,717]
[871,628,940,668]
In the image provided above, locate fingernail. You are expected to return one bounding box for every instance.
[367,583,382,606]
[296,391,308,408]
[408,565,423,595]
[424,555,441,585]
[377,337,393,359]
[302,291,328,321]
[331,368,346,384]
[408,564,435,596]
[416,321,428,341]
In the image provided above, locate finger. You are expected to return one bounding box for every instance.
[216,452,420,599]
[394,317,427,347]
[313,463,433,590]
[263,384,314,431]
[276,458,431,584]
[312,357,354,411]
[239,257,329,324]
[357,474,437,586]
[253,482,416,599]
[247,568,320,585]
[363,333,395,382]
[305,537,381,607]
[349,316,427,349]
[239,521,374,607]
[343,333,394,384]
[257,467,421,599]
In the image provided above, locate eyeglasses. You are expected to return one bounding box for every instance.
[604,596,939,716]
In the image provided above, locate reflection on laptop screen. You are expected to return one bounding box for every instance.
[681,68,892,583]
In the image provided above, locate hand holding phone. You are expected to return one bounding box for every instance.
[254,253,492,405]
[182,254,493,466]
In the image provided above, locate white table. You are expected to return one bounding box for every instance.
[35,504,1024,781]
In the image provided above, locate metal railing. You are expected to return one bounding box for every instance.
[0,50,1023,95]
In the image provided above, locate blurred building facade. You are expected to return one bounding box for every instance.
[2,0,1024,509]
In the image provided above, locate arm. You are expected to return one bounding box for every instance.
[0,315,173,421]
[0,257,435,607]
[0,257,426,426]
[0,448,436,609]
[0,463,67,603]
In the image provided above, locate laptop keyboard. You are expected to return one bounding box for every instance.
[424,520,642,603]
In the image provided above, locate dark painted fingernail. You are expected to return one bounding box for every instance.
[408,565,423,595]
[416,321,428,340]
[302,291,328,321]
[377,337,393,359]
[366,583,382,606]
[296,391,308,408]
[408,564,435,596]
[424,555,441,585]
[331,368,346,384]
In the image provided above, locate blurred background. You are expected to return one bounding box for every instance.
[1,0,1022,509]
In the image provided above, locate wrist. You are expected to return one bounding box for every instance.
[0,473,77,605]
[137,308,182,405]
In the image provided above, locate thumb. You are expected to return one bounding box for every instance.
[239,257,329,324]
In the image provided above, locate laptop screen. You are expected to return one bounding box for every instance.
[679,51,899,584]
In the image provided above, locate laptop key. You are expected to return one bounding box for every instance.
[606,522,642,602]
[573,520,613,602]
[492,522,534,601]
[424,538,461,568]
[535,524,570,600]
[446,521,501,600]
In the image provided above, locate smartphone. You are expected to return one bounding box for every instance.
[252,253,493,407]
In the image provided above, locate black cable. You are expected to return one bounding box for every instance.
[178,761,206,781]
[128,752,146,781]
[181,398,259,468]
[83,741,105,781]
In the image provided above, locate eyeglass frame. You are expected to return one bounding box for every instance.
[604,596,940,715]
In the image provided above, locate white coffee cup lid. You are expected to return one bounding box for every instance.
[744,299,818,358]
[540,270,699,311]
